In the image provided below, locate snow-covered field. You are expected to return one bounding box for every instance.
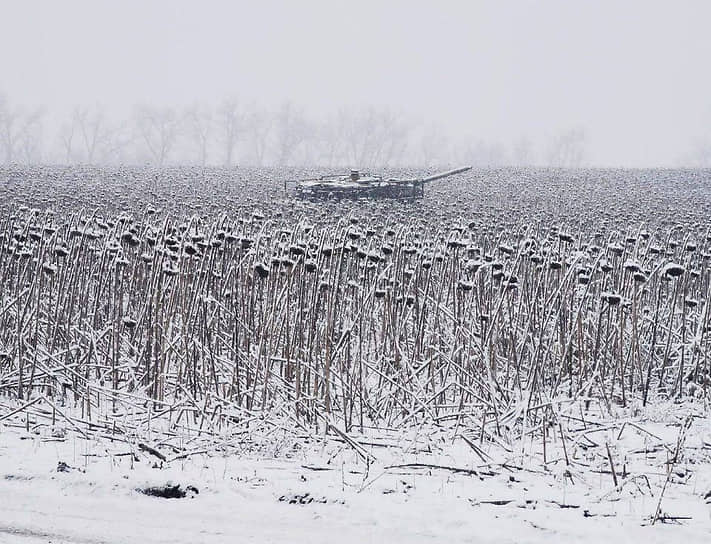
[2,166,711,542]
[2,399,710,543]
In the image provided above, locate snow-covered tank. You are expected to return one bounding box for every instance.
[285,166,471,199]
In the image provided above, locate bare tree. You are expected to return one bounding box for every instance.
[273,101,309,166]
[455,139,507,167]
[245,107,273,166]
[511,136,534,166]
[547,127,586,168]
[58,106,114,164]
[0,94,19,163]
[0,94,44,164]
[184,103,213,166]
[216,98,243,166]
[339,107,411,168]
[58,119,77,163]
[414,123,449,167]
[318,112,346,167]
[73,106,112,164]
[341,107,377,167]
[100,121,132,164]
[16,110,44,164]
[374,109,410,167]
[132,105,180,166]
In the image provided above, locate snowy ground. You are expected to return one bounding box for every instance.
[1,401,711,543]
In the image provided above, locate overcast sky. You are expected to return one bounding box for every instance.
[1,0,710,166]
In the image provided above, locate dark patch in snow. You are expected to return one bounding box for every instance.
[279,492,342,505]
[3,474,33,481]
[138,483,199,499]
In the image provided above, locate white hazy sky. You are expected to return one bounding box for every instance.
[1,0,710,166]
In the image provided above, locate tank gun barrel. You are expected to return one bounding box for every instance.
[420,166,471,184]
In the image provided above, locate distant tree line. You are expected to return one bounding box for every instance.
[0,92,594,168]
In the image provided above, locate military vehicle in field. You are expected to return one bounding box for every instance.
[285,166,471,199]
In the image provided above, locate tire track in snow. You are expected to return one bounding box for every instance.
[0,523,110,544]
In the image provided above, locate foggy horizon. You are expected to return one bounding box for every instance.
[2,0,711,168]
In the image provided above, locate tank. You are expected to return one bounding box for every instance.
[285,166,472,199]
